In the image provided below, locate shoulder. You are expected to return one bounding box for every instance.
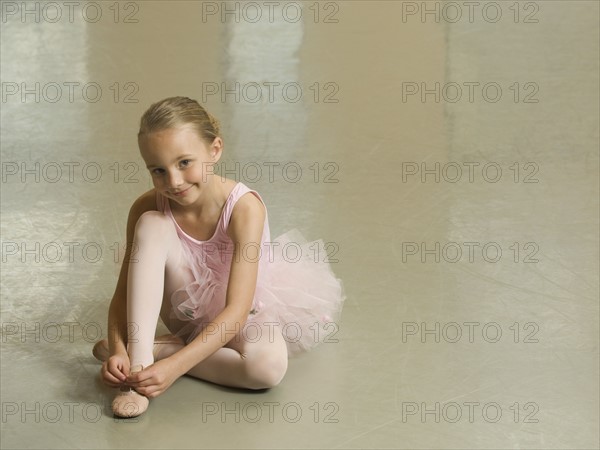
[226,190,266,242]
[130,188,158,215]
[123,188,159,238]
[126,188,158,228]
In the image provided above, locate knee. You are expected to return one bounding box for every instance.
[134,211,174,241]
[244,348,288,389]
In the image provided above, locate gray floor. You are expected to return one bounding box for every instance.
[1,1,598,449]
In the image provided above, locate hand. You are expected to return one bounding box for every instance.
[101,352,130,387]
[125,358,182,398]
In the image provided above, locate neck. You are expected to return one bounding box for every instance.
[174,175,227,217]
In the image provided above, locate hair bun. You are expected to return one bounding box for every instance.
[208,114,220,136]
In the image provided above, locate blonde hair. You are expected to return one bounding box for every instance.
[138,96,221,144]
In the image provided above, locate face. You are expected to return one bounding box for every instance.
[138,125,222,206]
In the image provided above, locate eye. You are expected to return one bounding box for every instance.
[151,168,165,175]
[179,159,192,168]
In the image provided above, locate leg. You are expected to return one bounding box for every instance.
[113,211,190,417]
[153,320,289,390]
[126,211,190,368]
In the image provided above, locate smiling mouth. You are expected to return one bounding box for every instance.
[171,186,192,196]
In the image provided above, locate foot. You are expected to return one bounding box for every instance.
[93,334,185,362]
[112,365,149,418]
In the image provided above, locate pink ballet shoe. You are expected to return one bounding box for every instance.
[112,365,149,418]
[92,334,185,362]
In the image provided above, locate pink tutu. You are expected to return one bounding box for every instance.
[158,183,346,357]
[253,228,345,354]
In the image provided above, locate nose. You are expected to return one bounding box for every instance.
[166,170,183,189]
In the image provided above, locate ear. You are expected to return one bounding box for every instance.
[210,137,223,162]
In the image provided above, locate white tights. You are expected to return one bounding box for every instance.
[126,211,288,389]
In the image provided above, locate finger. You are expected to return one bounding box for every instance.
[102,377,122,388]
[108,364,127,382]
[102,368,124,386]
[137,384,160,398]
[134,385,149,396]
[146,389,161,399]
[127,368,154,384]
[116,359,131,374]
[128,375,155,388]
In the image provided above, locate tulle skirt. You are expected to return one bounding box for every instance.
[169,228,346,357]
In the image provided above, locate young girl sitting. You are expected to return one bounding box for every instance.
[93,96,346,418]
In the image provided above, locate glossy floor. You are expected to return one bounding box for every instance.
[1,1,598,449]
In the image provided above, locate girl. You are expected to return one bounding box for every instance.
[93,96,346,418]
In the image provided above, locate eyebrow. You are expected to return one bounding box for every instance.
[146,154,195,169]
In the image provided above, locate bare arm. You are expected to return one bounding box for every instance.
[167,192,266,375]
